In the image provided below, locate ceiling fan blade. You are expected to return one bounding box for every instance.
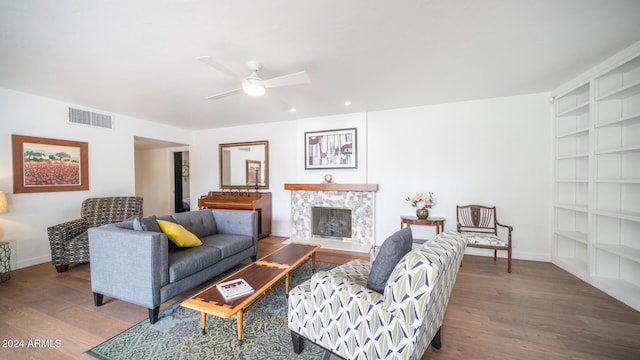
[206,88,243,100]
[263,71,310,89]
[197,56,242,80]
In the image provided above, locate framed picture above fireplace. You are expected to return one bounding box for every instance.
[304,128,357,169]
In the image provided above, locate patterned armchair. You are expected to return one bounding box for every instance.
[288,231,467,360]
[48,196,143,273]
[456,204,513,273]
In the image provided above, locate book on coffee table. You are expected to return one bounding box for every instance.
[216,278,255,300]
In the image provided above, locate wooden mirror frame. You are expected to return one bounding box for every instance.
[219,140,269,190]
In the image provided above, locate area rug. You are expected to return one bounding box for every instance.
[86,261,336,360]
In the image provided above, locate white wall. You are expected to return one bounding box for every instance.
[190,112,368,238]
[0,87,191,269]
[191,93,552,261]
[368,94,552,261]
[0,86,551,270]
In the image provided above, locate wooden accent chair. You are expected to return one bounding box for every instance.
[456,205,513,273]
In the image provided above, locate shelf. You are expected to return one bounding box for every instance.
[594,244,640,263]
[592,277,640,311]
[553,257,588,276]
[595,145,640,155]
[554,203,589,212]
[556,153,589,160]
[592,209,640,222]
[596,112,640,128]
[557,127,589,139]
[595,178,640,184]
[556,82,589,98]
[599,54,640,77]
[555,179,588,183]
[555,230,588,245]
[557,102,589,117]
[597,79,640,101]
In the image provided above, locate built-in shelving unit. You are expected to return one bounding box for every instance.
[553,45,640,311]
[553,81,590,276]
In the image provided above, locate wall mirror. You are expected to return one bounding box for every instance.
[219,140,269,189]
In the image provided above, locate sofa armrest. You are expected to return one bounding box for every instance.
[88,226,169,309]
[47,218,87,244]
[212,209,258,244]
[383,251,439,327]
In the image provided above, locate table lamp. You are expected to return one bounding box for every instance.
[0,191,7,214]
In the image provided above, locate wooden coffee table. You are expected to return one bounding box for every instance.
[180,243,320,345]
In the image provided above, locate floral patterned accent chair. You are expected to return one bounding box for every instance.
[48,196,143,273]
[456,204,513,273]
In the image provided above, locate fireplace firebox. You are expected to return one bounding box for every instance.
[311,206,352,240]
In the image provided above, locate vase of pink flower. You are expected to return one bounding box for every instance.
[405,192,435,219]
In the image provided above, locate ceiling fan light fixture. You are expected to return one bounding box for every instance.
[242,77,266,96]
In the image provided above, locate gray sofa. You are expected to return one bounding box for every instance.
[88,209,258,323]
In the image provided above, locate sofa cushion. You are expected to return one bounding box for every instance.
[168,246,222,283]
[201,234,253,258]
[367,226,413,293]
[133,215,162,232]
[157,220,202,247]
[172,210,218,238]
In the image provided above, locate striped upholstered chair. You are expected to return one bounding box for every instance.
[48,196,143,273]
[456,204,513,273]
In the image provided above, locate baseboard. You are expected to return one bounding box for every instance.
[14,255,50,270]
[464,247,550,262]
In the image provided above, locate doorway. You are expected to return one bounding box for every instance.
[174,151,190,213]
[134,136,189,215]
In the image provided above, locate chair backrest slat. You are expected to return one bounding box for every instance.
[457,205,497,235]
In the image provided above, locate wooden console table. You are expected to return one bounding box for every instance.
[400,216,445,234]
[198,191,272,239]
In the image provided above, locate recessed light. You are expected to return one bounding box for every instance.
[290,107,297,113]
[344,100,351,106]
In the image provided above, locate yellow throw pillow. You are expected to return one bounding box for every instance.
[156,220,202,247]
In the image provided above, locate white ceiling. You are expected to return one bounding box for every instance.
[1,0,639,130]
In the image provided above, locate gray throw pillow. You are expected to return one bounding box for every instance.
[367,226,413,293]
[133,215,162,232]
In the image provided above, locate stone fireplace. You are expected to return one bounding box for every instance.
[284,183,378,251]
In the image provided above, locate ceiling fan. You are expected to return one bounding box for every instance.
[197,56,310,100]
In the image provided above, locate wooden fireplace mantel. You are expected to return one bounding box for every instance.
[284,183,378,192]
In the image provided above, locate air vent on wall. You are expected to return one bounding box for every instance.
[68,107,112,129]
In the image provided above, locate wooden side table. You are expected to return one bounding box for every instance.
[400,216,446,234]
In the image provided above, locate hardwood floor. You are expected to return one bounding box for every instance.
[0,236,638,359]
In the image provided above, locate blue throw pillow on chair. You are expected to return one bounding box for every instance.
[367,226,413,293]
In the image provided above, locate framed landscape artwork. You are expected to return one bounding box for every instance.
[304,128,357,169]
[12,134,89,193]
